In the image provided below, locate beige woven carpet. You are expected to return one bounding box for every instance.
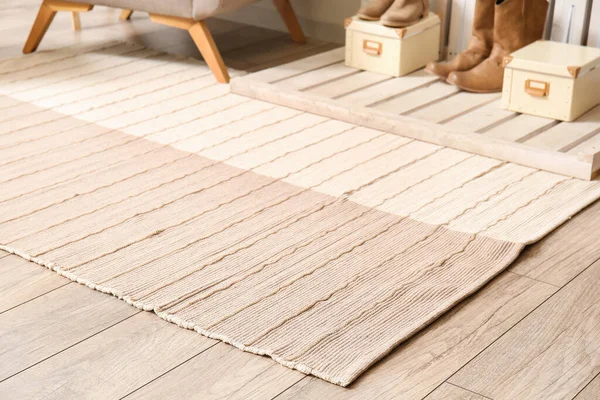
[2,43,600,387]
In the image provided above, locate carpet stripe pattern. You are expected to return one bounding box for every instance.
[1,44,600,386]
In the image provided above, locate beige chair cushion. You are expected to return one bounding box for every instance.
[69,0,258,20]
[193,0,258,20]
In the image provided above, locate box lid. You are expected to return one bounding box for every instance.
[345,12,440,40]
[504,40,600,78]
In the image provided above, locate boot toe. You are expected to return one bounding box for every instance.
[446,71,461,86]
[425,62,449,79]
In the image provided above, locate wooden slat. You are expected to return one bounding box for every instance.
[124,343,303,400]
[0,283,136,381]
[375,82,459,115]
[484,113,558,143]
[567,128,600,160]
[409,92,499,123]
[248,47,345,83]
[306,70,390,99]
[450,259,600,399]
[509,199,600,287]
[278,62,358,91]
[424,383,488,400]
[0,312,216,399]
[524,105,600,152]
[276,272,555,399]
[443,99,516,133]
[0,254,68,313]
[575,374,600,400]
[336,70,439,107]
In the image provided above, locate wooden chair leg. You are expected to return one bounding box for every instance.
[120,9,133,21]
[188,22,230,83]
[23,0,93,54]
[272,0,306,44]
[23,2,57,53]
[149,14,230,84]
[71,12,81,31]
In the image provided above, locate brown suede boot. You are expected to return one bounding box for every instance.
[425,0,495,79]
[380,0,429,27]
[447,0,548,93]
[358,0,396,21]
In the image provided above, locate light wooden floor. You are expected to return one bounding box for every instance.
[2,2,600,400]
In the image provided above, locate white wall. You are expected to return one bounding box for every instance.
[220,0,362,43]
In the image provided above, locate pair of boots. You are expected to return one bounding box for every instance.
[358,0,429,27]
[426,0,548,93]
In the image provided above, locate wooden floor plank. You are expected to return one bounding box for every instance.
[0,312,216,399]
[0,254,69,313]
[0,283,137,382]
[124,343,303,400]
[450,259,600,400]
[424,382,489,400]
[226,36,332,71]
[575,374,600,399]
[510,199,600,287]
[276,272,556,400]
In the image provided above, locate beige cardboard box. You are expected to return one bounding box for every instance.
[502,41,600,122]
[344,13,441,77]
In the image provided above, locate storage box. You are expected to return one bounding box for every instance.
[502,41,600,122]
[344,13,441,77]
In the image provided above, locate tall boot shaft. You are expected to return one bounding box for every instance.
[425,0,495,79]
[447,0,548,93]
[494,0,548,52]
[469,0,495,53]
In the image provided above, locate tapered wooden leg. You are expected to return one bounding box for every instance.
[188,22,230,83]
[120,9,133,20]
[23,2,57,53]
[71,12,81,30]
[272,0,306,44]
[23,0,93,54]
[149,13,230,84]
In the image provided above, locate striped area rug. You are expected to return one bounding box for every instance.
[2,43,600,387]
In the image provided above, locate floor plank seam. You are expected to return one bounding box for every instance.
[0,280,72,315]
[571,370,600,399]
[270,375,307,400]
[0,309,142,384]
[505,270,561,289]
[444,382,494,400]
[118,340,221,399]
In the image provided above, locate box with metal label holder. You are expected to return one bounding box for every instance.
[344,13,441,77]
[502,40,600,122]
